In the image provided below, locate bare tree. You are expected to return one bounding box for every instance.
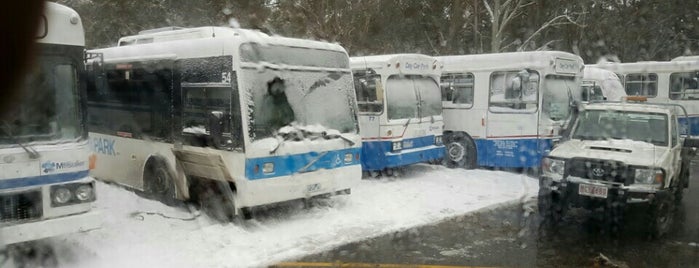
[482,0,534,52]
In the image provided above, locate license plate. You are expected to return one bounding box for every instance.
[578,184,608,199]
[306,183,321,193]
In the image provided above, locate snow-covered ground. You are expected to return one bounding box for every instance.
[51,164,538,268]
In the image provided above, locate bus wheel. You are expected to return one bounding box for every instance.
[445,134,476,169]
[144,161,177,205]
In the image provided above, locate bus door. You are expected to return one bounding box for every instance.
[353,70,382,139]
[485,70,540,167]
[174,56,240,181]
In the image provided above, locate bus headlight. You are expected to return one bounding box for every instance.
[51,182,96,207]
[344,153,353,163]
[435,135,443,146]
[263,162,275,174]
[52,188,72,205]
[75,184,95,201]
[541,157,566,181]
[634,168,664,185]
[392,141,402,152]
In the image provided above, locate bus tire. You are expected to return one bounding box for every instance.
[144,159,177,206]
[445,133,476,169]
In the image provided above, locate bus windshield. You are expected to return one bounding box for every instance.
[572,110,668,146]
[386,75,441,120]
[542,75,575,121]
[1,54,81,144]
[245,69,357,140]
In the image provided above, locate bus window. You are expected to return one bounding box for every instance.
[670,72,699,100]
[353,71,382,113]
[624,73,657,97]
[87,65,173,141]
[441,73,474,107]
[581,82,605,101]
[386,75,419,120]
[489,70,539,112]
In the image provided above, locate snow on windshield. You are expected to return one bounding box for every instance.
[242,68,357,141]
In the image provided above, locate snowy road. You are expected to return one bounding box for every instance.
[48,164,537,267]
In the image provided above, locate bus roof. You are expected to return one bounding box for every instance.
[437,51,583,73]
[350,54,441,75]
[671,55,699,62]
[590,60,699,74]
[90,27,347,63]
[40,2,85,46]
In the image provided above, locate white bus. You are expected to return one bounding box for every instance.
[437,51,584,169]
[86,27,362,218]
[0,2,100,246]
[350,54,445,175]
[592,60,699,135]
[582,66,626,101]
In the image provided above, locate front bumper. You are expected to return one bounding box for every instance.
[541,176,669,208]
[0,210,101,245]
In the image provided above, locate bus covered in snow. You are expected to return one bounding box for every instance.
[581,66,626,101]
[86,27,361,218]
[437,51,584,169]
[350,54,445,176]
[0,2,100,245]
[593,60,699,135]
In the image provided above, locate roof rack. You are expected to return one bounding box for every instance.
[138,27,187,35]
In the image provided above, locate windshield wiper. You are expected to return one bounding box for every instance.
[1,122,40,159]
[322,131,355,146]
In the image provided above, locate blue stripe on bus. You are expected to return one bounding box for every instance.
[474,138,553,168]
[245,148,362,180]
[361,136,444,171]
[678,116,699,136]
[0,170,90,190]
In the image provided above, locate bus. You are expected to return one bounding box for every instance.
[592,60,699,135]
[0,2,100,246]
[581,66,626,101]
[350,54,445,176]
[437,51,584,169]
[86,27,362,218]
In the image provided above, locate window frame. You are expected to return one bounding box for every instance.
[624,73,658,97]
[352,70,384,115]
[440,72,475,109]
[488,70,540,114]
[669,71,699,100]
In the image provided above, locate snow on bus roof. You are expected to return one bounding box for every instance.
[89,27,347,63]
[590,60,699,73]
[436,51,583,72]
[114,26,345,52]
[583,66,621,81]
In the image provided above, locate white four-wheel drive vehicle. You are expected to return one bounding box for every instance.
[539,99,698,237]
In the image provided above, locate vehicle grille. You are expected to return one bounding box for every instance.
[566,158,632,185]
[0,191,42,222]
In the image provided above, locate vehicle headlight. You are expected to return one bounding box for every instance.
[344,153,353,163]
[75,184,95,201]
[541,157,566,181]
[435,135,443,146]
[392,141,402,151]
[52,187,72,204]
[263,162,275,174]
[634,168,664,185]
